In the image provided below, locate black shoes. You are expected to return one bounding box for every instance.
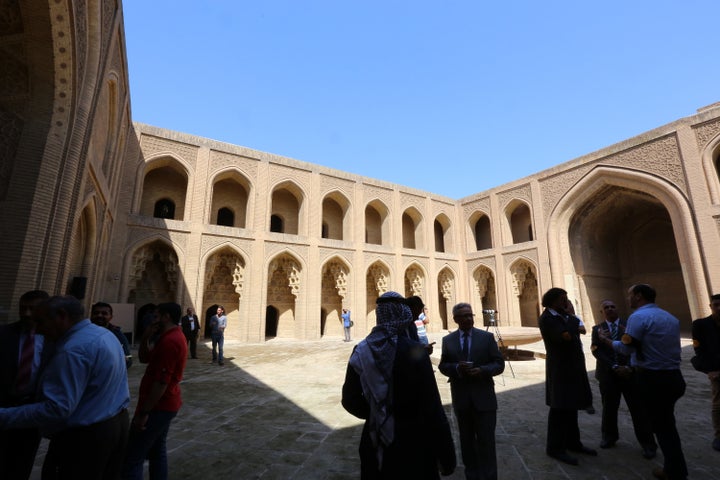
[642,445,657,459]
[600,439,616,449]
[568,445,598,456]
[547,452,579,465]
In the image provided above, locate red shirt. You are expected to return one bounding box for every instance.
[137,326,188,413]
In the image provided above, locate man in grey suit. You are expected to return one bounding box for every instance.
[439,302,505,480]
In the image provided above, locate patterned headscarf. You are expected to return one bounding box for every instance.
[348,291,414,468]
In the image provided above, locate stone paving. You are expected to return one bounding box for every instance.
[31,333,720,479]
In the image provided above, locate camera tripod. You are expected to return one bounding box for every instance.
[483,310,515,379]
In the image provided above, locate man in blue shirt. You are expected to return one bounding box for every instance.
[605,284,687,480]
[0,295,130,479]
[210,305,228,365]
[341,308,352,342]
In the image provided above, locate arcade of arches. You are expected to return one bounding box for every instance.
[3,1,720,347]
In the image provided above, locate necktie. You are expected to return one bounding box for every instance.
[461,332,469,361]
[16,331,35,393]
[610,322,618,340]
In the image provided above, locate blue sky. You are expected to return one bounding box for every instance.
[123,1,719,199]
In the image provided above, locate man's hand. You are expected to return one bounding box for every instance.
[708,371,720,381]
[131,412,149,431]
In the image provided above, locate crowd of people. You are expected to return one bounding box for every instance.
[1,282,717,480]
[343,285,719,480]
[0,293,192,480]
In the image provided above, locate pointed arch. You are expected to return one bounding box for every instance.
[321,190,351,240]
[437,266,456,330]
[266,251,304,338]
[547,166,704,328]
[125,239,181,307]
[404,262,427,298]
[366,260,391,324]
[138,154,190,220]
[320,255,352,337]
[402,206,424,249]
[472,265,498,326]
[508,257,540,327]
[434,213,452,253]
[468,210,493,250]
[209,168,251,228]
[365,199,389,245]
[269,180,307,235]
[504,199,534,244]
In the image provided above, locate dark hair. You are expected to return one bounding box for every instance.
[20,290,50,303]
[91,301,113,314]
[710,294,720,302]
[541,288,567,308]
[157,302,182,324]
[630,284,656,303]
[217,305,225,313]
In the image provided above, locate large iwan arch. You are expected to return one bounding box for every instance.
[547,166,706,329]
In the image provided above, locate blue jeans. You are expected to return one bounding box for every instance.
[121,410,177,480]
[212,333,224,363]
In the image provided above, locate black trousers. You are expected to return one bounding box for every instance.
[42,409,129,480]
[0,426,41,480]
[546,408,583,454]
[637,369,687,480]
[599,371,655,447]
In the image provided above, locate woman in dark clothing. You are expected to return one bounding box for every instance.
[342,291,456,479]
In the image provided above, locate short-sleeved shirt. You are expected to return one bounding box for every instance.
[137,326,187,413]
[625,303,681,370]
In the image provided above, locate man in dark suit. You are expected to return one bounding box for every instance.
[0,290,49,480]
[590,299,656,458]
[181,307,200,359]
[691,293,720,452]
[439,302,504,480]
[538,288,596,466]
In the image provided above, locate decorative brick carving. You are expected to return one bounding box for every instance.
[269,254,302,298]
[400,192,425,212]
[473,265,494,298]
[438,268,455,300]
[205,251,245,298]
[0,43,27,98]
[509,259,537,297]
[404,265,424,296]
[128,242,179,298]
[269,165,311,192]
[74,0,87,95]
[497,184,532,210]
[694,118,720,151]
[324,259,349,299]
[141,135,199,165]
[367,263,390,295]
[321,175,354,199]
[0,111,22,200]
[210,150,259,180]
[462,198,491,219]
[541,136,684,217]
[364,185,393,206]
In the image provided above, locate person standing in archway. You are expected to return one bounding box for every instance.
[181,307,200,359]
[341,308,352,342]
[209,306,227,365]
